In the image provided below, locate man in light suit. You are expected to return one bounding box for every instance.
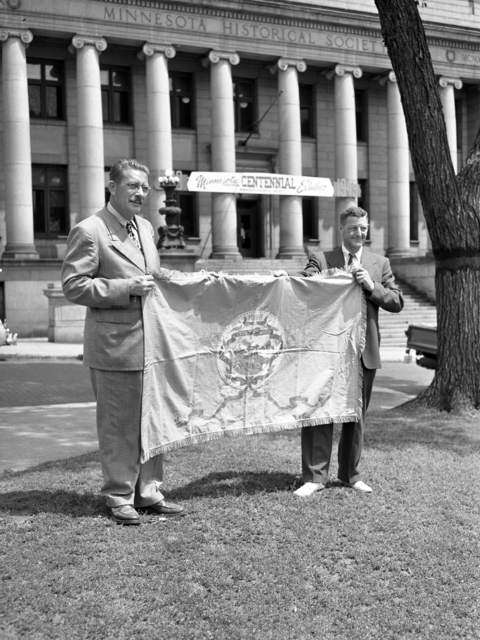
[62,158,185,524]
[294,206,404,497]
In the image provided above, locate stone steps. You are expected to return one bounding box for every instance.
[194,258,307,275]
[379,279,436,347]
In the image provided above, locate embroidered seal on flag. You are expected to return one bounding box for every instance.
[217,310,285,391]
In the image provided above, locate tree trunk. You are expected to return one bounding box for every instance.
[374,0,480,411]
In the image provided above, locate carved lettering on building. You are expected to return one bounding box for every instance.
[0,0,23,9]
[325,34,384,53]
[461,52,480,63]
[222,21,316,45]
[102,7,380,50]
[104,7,207,31]
[101,7,480,68]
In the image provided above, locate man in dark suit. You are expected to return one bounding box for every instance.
[294,206,404,497]
[62,158,185,524]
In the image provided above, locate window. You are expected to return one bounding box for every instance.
[410,182,419,242]
[170,73,194,128]
[233,79,255,133]
[0,282,5,324]
[355,90,367,142]
[300,85,314,137]
[173,172,197,237]
[32,165,68,237]
[357,179,370,240]
[104,168,112,204]
[101,67,131,124]
[177,193,198,237]
[455,98,463,152]
[27,59,64,120]
[302,198,316,239]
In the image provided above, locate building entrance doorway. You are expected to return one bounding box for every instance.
[237,199,261,258]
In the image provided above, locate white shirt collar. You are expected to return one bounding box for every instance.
[341,244,363,265]
[107,201,136,229]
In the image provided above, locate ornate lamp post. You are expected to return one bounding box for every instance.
[157,170,186,250]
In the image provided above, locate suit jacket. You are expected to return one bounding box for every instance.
[61,207,161,371]
[301,248,404,369]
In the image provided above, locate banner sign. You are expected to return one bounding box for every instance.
[140,271,365,460]
[186,171,334,197]
[333,179,362,198]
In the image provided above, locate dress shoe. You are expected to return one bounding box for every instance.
[341,480,372,493]
[107,504,140,525]
[293,482,326,497]
[137,499,186,517]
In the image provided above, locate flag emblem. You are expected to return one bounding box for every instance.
[217,310,285,391]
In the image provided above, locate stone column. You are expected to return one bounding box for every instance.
[71,35,107,220]
[139,43,176,229]
[273,58,306,258]
[205,50,241,259]
[380,71,411,257]
[438,76,463,173]
[0,29,38,258]
[327,64,362,228]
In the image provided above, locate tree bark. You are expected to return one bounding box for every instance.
[374,0,480,411]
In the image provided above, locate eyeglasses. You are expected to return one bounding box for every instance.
[117,181,152,195]
[345,225,369,234]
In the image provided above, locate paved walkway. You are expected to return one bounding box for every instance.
[0,338,83,361]
[0,340,434,473]
[0,338,414,364]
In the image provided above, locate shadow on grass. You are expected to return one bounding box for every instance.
[366,406,480,455]
[2,407,479,519]
[0,459,299,517]
[0,488,104,519]
[171,470,299,502]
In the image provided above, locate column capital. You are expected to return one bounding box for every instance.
[438,76,463,90]
[138,43,176,61]
[69,35,108,53]
[273,58,307,73]
[378,70,396,86]
[203,50,240,67]
[0,28,33,44]
[325,64,363,80]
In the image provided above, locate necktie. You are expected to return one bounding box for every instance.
[126,221,142,251]
[347,252,355,268]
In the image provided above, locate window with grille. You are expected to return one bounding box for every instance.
[170,73,194,128]
[455,97,463,152]
[300,85,314,137]
[32,165,69,237]
[101,67,131,124]
[233,78,255,133]
[302,197,316,239]
[27,59,64,120]
[357,179,370,240]
[176,173,197,237]
[355,90,368,142]
[176,193,197,238]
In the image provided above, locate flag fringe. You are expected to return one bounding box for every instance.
[141,414,358,461]
[357,290,368,419]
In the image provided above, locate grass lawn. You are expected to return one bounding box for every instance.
[1,407,479,640]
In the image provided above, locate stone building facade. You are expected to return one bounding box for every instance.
[1,0,479,335]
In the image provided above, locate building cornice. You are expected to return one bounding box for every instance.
[94,0,480,51]
[96,0,380,34]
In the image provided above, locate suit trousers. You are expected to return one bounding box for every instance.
[90,368,165,508]
[301,364,376,485]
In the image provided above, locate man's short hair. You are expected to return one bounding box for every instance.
[340,206,369,226]
[109,159,150,183]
